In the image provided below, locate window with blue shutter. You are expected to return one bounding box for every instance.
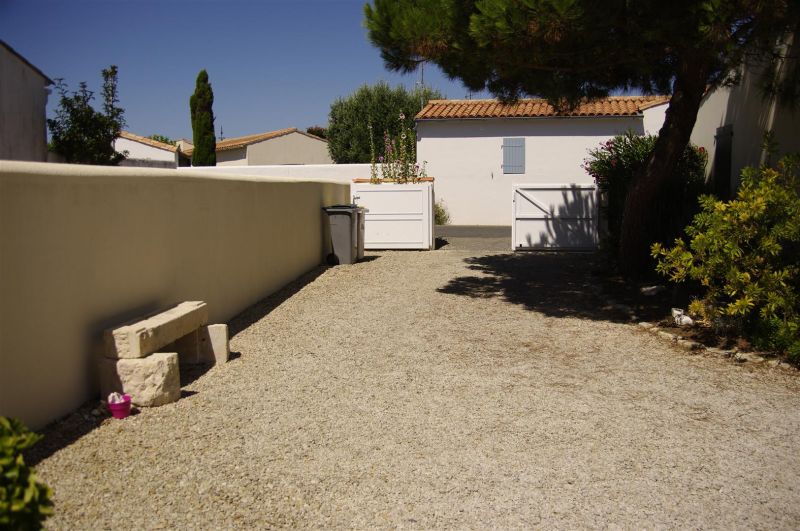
[502,138,525,174]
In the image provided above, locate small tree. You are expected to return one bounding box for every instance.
[190,70,216,166]
[326,82,441,163]
[306,126,327,139]
[147,134,175,146]
[47,65,126,165]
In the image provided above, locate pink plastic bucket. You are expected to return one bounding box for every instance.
[108,394,132,419]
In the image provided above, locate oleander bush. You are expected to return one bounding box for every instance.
[0,417,53,529]
[652,156,800,358]
[583,132,707,264]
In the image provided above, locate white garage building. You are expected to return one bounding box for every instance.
[415,96,668,248]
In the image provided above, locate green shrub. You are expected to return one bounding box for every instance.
[0,417,53,529]
[583,131,707,262]
[434,200,451,225]
[652,156,800,357]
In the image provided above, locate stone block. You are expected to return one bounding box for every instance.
[99,352,181,407]
[657,330,678,342]
[104,301,208,359]
[199,324,229,365]
[677,339,701,351]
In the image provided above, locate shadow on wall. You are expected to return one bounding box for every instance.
[25,265,335,467]
[515,185,597,249]
[437,252,629,322]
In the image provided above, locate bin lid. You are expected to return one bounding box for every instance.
[323,204,360,212]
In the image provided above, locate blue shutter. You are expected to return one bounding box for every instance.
[502,138,525,174]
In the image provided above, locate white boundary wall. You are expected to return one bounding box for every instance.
[180,164,371,189]
[0,161,349,428]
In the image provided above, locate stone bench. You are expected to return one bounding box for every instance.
[98,301,229,407]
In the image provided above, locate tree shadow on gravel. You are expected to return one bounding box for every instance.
[437,252,637,322]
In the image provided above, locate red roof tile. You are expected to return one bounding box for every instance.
[415,95,670,120]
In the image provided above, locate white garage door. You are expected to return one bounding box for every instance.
[512,184,598,250]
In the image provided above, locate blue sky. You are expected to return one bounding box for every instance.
[1,0,488,141]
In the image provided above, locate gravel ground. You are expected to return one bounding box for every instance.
[36,250,800,529]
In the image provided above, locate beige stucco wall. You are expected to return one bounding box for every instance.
[0,46,50,161]
[245,132,332,165]
[0,161,348,428]
[216,147,248,166]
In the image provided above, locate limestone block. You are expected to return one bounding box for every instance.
[104,301,208,359]
[98,352,181,407]
[199,324,229,365]
[657,330,678,342]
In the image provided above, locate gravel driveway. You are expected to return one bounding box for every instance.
[36,250,800,529]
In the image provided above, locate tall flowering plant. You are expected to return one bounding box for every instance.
[370,113,428,183]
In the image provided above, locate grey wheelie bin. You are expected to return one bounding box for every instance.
[323,205,366,265]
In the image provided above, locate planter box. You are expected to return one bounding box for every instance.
[351,181,434,250]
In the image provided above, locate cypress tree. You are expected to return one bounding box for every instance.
[190,70,216,166]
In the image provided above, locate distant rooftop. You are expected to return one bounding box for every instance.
[118,132,178,153]
[183,127,326,156]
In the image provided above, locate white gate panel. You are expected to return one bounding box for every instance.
[351,182,434,250]
[512,184,598,250]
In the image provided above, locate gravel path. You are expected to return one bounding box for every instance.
[36,250,800,529]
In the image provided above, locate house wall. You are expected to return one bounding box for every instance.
[245,132,332,165]
[416,116,649,225]
[691,39,800,192]
[216,147,248,165]
[0,161,348,428]
[0,46,49,161]
[114,137,177,164]
[642,104,668,135]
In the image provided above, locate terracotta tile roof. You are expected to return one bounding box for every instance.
[119,131,178,153]
[415,95,670,120]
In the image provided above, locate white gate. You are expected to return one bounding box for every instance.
[351,182,434,250]
[512,184,598,250]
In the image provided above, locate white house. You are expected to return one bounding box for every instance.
[184,127,332,166]
[115,131,187,168]
[690,37,800,198]
[415,96,668,230]
[0,40,52,161]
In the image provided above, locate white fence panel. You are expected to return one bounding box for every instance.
[512,183,598,250]
[351,182,434,250]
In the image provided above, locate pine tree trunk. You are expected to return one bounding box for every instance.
[618,58,710,276]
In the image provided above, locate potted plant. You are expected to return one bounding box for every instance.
[351,115,435,250]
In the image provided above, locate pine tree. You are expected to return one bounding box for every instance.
[190,70,216,166]
[365,0,799,275]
